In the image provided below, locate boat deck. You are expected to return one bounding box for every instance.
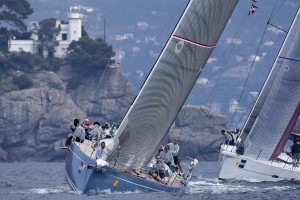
[73,139,185,187]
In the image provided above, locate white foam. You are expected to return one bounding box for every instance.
[263,186,295,191]
[188,180,260,194]
[26,186,70,194]
[95,188,142,195]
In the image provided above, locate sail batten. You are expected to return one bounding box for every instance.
[238,8,300,161]
[108,0,239,169]
[278,56,300,62]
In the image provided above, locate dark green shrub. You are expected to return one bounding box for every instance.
[66,79,79,92]
[13,74,33,90]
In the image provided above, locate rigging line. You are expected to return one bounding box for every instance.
[184,8,248,108]
[70,62,79,116]
[228,0,292,129]
[228,24,269,129]
[94,57,112,92]
[233,97,256,129]
[184,10,249,143]
[269,0,285,20]
[84,55,113,119]
[236,7,300,148]
[203,14,248,108]
[268,21,288,33]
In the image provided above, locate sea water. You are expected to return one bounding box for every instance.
[0,161,299,200]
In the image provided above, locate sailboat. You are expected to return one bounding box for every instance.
[65,0,239,194]
[218,7,300,181]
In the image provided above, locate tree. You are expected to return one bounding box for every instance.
[37,18,60,57]
[81,26,89,38]
[0,27,31,52]
[0,0,33,31]
[66,37,115,70]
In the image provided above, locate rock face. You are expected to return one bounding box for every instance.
[0,66,227,162]
[167,105,227,161]
[0,67,136,161]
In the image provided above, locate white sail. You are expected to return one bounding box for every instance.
[108,0,239,169]
[237,8,300,161]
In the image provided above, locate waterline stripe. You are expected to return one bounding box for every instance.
[173,35,216,48]
[107,173,163,192]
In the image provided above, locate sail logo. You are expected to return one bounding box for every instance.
[175,41,184,54]
[237,159,247,168]
[78,161,86,174]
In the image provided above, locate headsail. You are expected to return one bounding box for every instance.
[108,0,239,169]
[237,8,300,161]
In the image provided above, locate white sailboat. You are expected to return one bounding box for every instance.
[218,7,300,181]
[64,0,239,194]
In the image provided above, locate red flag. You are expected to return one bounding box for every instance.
[248,4,258,16]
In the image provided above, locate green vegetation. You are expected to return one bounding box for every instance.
[0,0,115,93]
[0,0,33,31]
[66,79,80,92]
[12,74,33,90]
[4,52,60,72]
[37,18,60,57]
[0,0,33,53]
[67,37,115,70]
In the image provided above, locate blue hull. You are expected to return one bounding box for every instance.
[65,141,185,194]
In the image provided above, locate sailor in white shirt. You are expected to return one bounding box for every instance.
[103,123,112,138]
[168,137,184,174]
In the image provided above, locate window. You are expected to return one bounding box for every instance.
[62,34,67,41]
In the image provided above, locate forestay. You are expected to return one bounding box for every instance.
[238,8,300,161]
[108,0,239,169]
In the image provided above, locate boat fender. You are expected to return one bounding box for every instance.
[96,159,109,167]
[191,159,198,166]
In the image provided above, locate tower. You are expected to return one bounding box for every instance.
[68,6,83,41]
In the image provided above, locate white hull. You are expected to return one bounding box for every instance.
[217,145,300,181]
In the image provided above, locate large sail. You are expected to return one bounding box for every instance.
[238,8,300,161]
[108,0,239,169]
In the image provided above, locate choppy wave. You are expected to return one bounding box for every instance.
[187,178,298,195]
[12,186,71,195]
[188,179,260,194]
[87,189,142,195]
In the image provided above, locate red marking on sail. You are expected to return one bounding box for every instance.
[173,35,216,48]
[248,4,258,16]
[269,102,300,160]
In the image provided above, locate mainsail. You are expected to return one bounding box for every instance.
[237,8,300,161]
[108,0,239,169]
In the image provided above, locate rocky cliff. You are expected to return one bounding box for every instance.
[168,105,227,161]
[0,66,227,162]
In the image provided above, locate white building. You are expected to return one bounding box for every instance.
[207,102,221,114]
[229,99,246,113]
[8,6,83,58]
